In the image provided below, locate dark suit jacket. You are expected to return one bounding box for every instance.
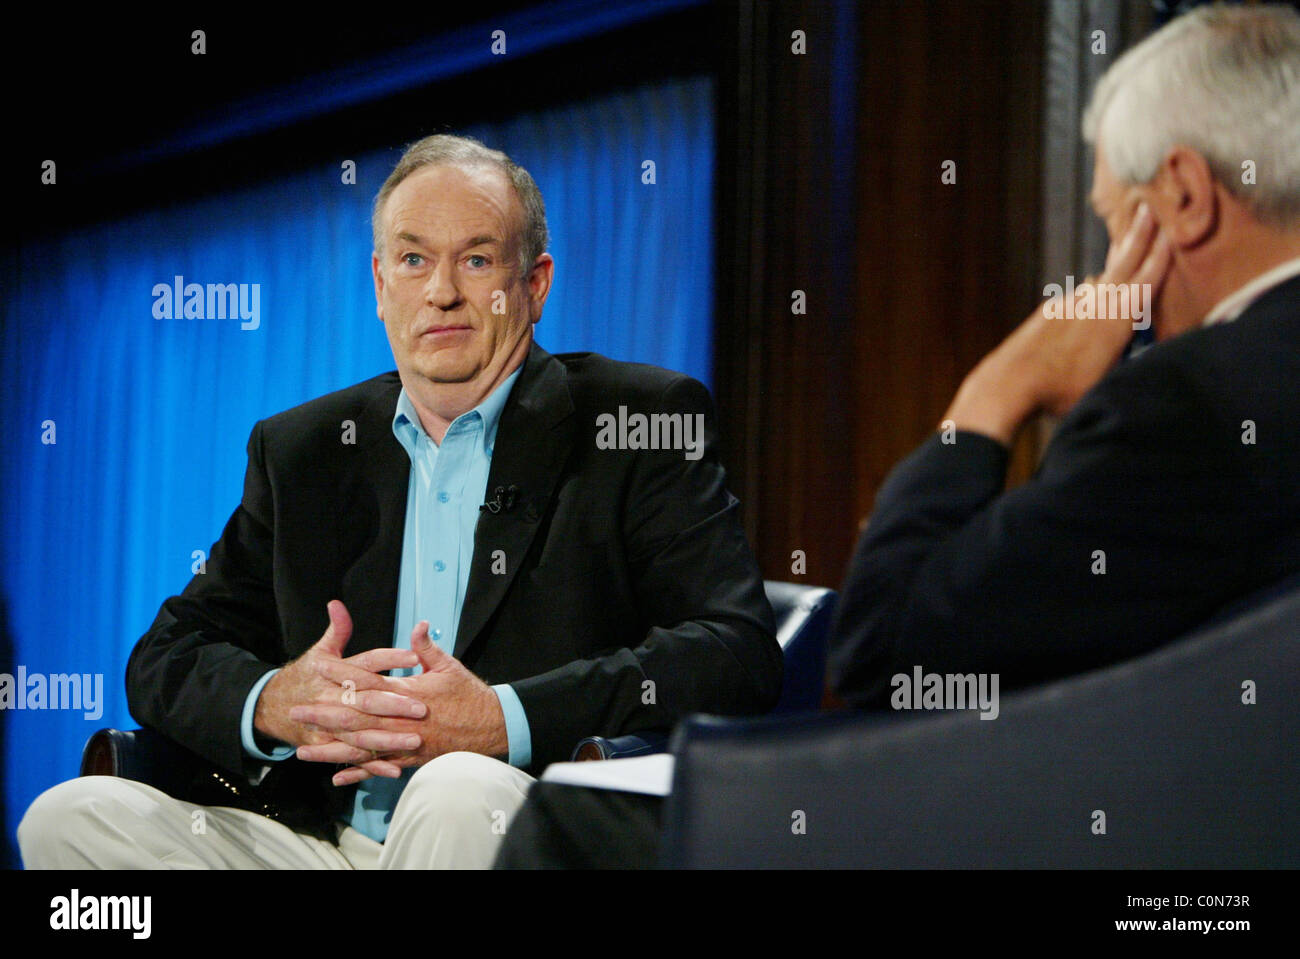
[127,342,780,834]
[829,273,1300,708]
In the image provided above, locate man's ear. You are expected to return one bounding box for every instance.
[371,252,385,321]
[527,253,555,324]
[1148,145,1218,249]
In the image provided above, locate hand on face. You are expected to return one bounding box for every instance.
[1029,201,1174,415]
[945,202,1172,444]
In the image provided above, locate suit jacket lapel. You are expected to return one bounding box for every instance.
[455,341,575,659]
[337,375,410,656]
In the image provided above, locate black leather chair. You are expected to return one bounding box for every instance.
[81,580,838,780]
[659,573,1300,868]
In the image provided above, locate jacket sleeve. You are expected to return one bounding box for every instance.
[828,356,1251,709]
[509,376,782,768]
[126,420,285,776]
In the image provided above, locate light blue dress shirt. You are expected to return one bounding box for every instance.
[239,366,531,842]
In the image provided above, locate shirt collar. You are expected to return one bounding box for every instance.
[1203,255,1300,327]
[391,364,523,456]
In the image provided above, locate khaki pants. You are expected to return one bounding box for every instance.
[18,751,535,869]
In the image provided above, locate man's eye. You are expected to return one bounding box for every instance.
[402,253,423,267]
[467,255,488,269]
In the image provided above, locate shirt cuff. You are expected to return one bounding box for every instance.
[241,668,295,761]
[492,683,532,768]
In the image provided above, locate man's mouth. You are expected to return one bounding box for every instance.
[420,324,472,337]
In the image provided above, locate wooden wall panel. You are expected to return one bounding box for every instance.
[714,0,1046,590]
[851,0,1046,526]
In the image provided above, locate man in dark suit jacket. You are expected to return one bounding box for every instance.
[494,4,1300,868]
[829,3,1300,708]
[17,134,779,869]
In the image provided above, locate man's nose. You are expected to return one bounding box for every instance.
[424,259,462,310]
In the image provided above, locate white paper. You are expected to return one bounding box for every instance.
[539,753,676,796]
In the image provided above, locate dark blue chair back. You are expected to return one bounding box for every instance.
[663,574,1300,867]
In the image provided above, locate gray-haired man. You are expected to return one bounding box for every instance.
[19,134,780,869]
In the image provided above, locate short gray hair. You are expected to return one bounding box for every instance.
[372,133,550,274]
[1082,3,1300,230]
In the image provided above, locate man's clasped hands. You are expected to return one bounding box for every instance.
[254,600,510,786]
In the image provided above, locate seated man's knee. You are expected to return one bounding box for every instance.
[400,752,526,822]
[18,776,152,868]
[383,752,534,867]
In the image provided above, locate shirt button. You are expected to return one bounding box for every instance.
[434,560,446,572]
[437,491,449,503]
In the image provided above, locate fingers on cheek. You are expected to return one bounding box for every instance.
[1139,242,1170,284]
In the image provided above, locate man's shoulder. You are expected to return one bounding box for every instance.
[1098,286,1300,413]
[260,372,400,427]
[1153,276,1299,367]
[1053,281,1300,460]
[545,350,710,411]
[254,371,401,452]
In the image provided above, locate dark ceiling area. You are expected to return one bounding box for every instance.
[6,3,715,240]
[14,8,537,161]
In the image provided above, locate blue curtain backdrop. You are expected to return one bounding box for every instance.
[0,76,713,861]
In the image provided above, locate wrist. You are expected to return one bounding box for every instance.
[945,356,1038,446]
[485,687,510,759]
[253,673,296,747]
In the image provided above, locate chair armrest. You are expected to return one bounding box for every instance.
[81,727,196,781]
[570,731,670,761]
[80,727,347,840]
[80,727,238,804]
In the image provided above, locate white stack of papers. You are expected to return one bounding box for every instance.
[539,753,676,796]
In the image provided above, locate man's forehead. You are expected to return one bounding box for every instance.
[393,228,502,247]
[388,163,514,216]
